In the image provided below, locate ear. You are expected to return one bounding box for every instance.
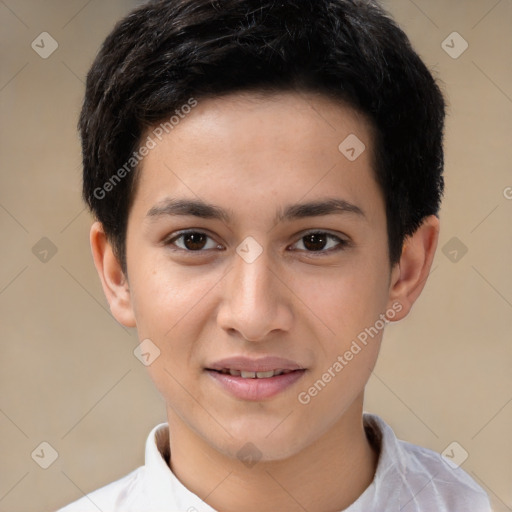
[386,215,440,321]
[89,221,136,328]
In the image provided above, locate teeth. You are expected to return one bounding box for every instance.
[238,369,287,379]
[256,370,275,378]
[215,369,296,378]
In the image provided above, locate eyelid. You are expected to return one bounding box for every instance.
[164,229,223,251]
[297,229,347,240]
[289,230,349,254]
[164,229,350,255]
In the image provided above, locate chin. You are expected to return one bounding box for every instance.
[211,422,313,463]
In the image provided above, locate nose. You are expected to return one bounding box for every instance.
[216,248,293,342]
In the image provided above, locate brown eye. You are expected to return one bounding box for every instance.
[292,232,347,253]
[166,231,220,251]
[182,232,208,250]
[303,233,328,251]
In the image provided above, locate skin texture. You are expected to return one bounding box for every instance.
[90,92,439,511]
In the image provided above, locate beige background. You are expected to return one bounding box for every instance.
[0,0,511,510]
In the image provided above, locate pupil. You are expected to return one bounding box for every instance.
[304,233,326,251]
[182,233,328,251]
[184,232,207,250]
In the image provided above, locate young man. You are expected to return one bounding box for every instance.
[59,0,492,510]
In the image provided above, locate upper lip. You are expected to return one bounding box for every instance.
[206,356,305,373]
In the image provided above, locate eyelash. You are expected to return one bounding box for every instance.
[164,230,349,255]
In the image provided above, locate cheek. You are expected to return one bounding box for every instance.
[129,262,211,381]
[130,251,218,334]
[295,338,380,437]
[294,259,388,415]
[292,256,389,340]
[134,282,206,413]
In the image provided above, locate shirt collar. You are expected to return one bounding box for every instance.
[142,413,402,511]
[349,412,403,511]
[142,422,217,511]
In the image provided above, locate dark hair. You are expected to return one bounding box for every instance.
[80,0,445,274]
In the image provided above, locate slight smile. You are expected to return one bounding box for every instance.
[205,356,307,401]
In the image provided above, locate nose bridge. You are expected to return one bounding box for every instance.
[232,247,276,313]
[218,245,292,340]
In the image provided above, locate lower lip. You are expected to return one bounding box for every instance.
[206,370,306,401]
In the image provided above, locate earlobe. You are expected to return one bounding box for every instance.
[386,215,440,321]
[89,221,137,328]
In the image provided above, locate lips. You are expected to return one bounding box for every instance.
[205,356,306,400]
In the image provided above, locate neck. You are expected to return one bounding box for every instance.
[166,397,379,512]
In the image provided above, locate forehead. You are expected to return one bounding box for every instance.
[152,91,374,162]
[130,91,383,226]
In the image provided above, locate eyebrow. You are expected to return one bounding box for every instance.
[146,197,365,224]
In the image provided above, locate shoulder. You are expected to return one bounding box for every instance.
[363,413,492,512]
[56,467,144,511]
[397,439,492,511]
[56,423,170,511]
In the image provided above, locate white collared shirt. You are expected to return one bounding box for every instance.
[57,413,492,511]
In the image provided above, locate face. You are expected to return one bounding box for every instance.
[122,92,398,460]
